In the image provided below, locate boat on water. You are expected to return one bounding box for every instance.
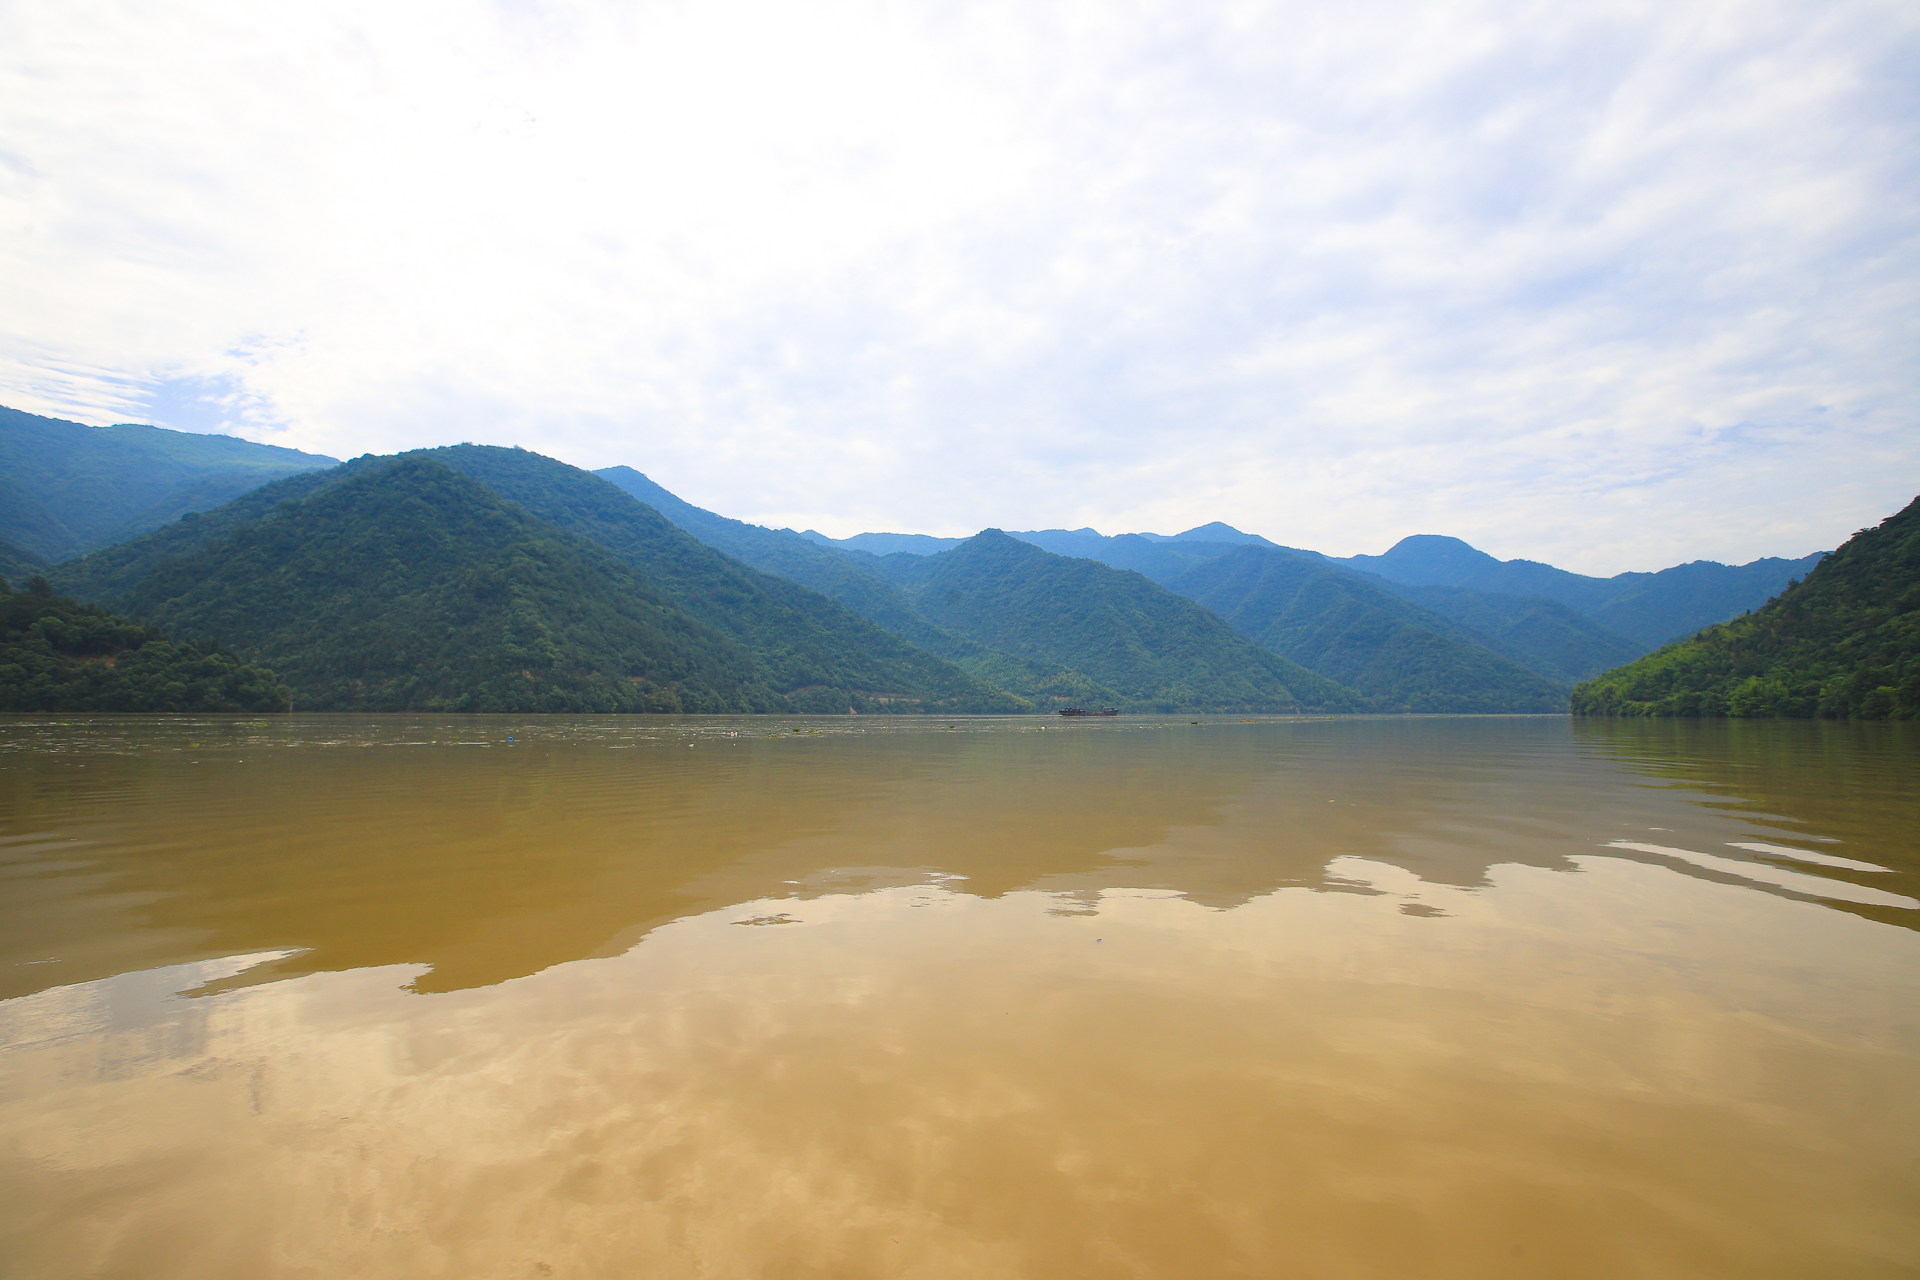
[1057,707,1119,717]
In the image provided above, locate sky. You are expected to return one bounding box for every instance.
[2,0,1915,575]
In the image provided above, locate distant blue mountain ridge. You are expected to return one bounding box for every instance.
[599,469,1814,703]
[798,521,1821,650]
[0,404,339,562]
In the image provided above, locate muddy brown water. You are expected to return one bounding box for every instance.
[2,714,1916,1278]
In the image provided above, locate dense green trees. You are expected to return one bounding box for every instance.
[1168,547,1568,713]
[594,467,1155,706]
[50,464,355,606]
[600,471,1661,707]
[1571,497,1919,719]
[0,573,289,712]
[870,531,1363,713]
[52,455,1026,714]
[25,401,1882,721]
[0,537,48,588]
[113,458,808,713]
[1374,582,1642,684]
[595,465,934,634]
[431,447,1018,712]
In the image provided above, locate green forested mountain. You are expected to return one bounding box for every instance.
[666,493,1257,599]
[114,457,787,712]
[28,416,1842,719]
[1371,581,1644,684]
[0,538,48,587]
[595,473,1515,712]
[809,515,1826,654]
[0,573,288,712]
[870,531,1363,713]
[425,448,1018,712]
[1578,557,1831,649]
[1166,547,1568,713]
[1001,531,1641,686]
[1571,496,1919,719]
[53,451,1018,713]
[48,463,354,605]
[0,405,337,562]
[802,516,1663,676]
[593,466,1108,701]
[975,527,1645,683]
[594,466,935,638]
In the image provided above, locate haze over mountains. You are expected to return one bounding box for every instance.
[0,404,337,563]
[3,409,1839,715]
[801,522,1823,650]
[1167,549,1570,713]
[859,530,1361,714]
[601,467,1813,709]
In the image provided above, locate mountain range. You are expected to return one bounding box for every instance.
[1167,548,1569,713]
[802,522,1823,650]
[53,450,1022,714]
[599,468,1810,712]
[0,404,337,563]
[857,529,1359,713]
[1572,497,1918,719]
[1,406,1848,715]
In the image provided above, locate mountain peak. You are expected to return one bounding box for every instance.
[952,528,1047,560]
[1380,534,1500,564]
[1169,522,1271,546]
[1340,536,1510,590]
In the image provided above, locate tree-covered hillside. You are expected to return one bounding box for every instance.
[116,458,801,713]
[426,448,1019,712]
[796,513,1821,654]
[1168,547,1568,713]
[43,431,1837,720]
[48,464,355,605]
[1371,581,1644,684]
[0,574,288,712]
[54,449,1022,713]
[0,537,48,587]
[731,497,1769,676]
[593,466,1114,703]
[1571,496,1919,719]
[1581,557,1832,649]
[876,531,1364,713]
[0,404,338,562]
[595,465,930,634]
[874,522,1638,686]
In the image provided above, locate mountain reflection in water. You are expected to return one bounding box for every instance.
[1,714,1915,1279]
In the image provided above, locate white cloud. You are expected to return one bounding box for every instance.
[1,0,1914,573]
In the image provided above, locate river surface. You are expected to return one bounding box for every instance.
[1,713,1916,1279]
